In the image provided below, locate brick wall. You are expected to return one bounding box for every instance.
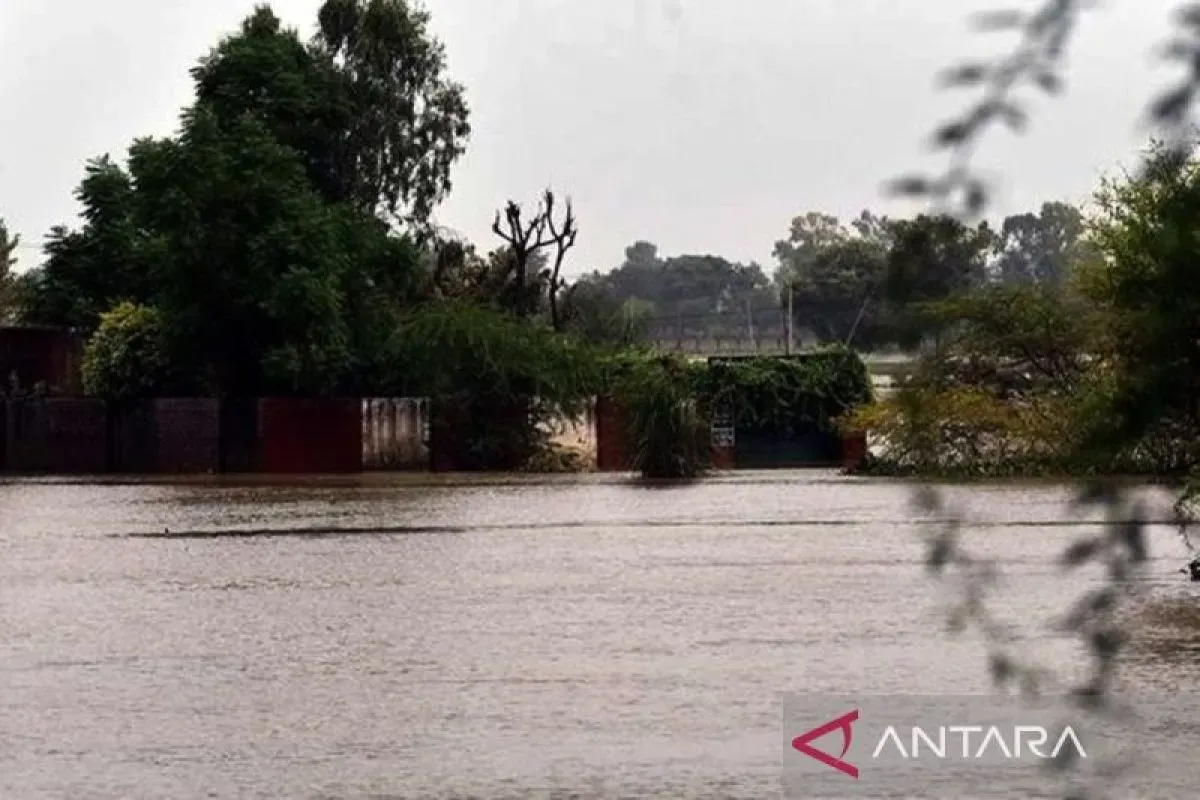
[3,397,108,473]
[154,398,220,472]
[595,395,632,472]
[842,431,868,472]
[259,397,362,473]
[0,327,84,394]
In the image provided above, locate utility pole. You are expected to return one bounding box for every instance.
[745,298,756,354]
[785,284,794,355]
[845,292,871,348]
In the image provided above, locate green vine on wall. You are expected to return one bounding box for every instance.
[605,347,873,478]
[695,348,874,432]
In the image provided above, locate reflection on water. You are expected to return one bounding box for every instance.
[0,471,1196,798]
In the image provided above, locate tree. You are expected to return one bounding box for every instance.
[490,189,578,322]
[789,237,889,346]
[1080,140,1200,455]
[190,7,354,208]
[772,211,848,287]
[190,1,470,232]
[993,201,1089,286]
[884,214,994,306]
[314,0,470,228]
[19,156,153,332]
[0,217,18,321]
[21,3,436,397]
[882,213,995,348]
[922,283,1100,398]
[585,242,662,305]
[136,108,363,397]
[560,278,651,346]
[774,210,892,348]
[590,244,773,320]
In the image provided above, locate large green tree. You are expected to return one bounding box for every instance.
[20,2,446,396]
[19,157,153,332]
[773,210,893,348]
[993,201,1090,286]
[313,0,470,227]
[192,2,469,229]
[1081,141,1200,457]
[882,213,995,348]
[590,243,773,317]
[790,237,889,347]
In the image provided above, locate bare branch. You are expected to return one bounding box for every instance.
[490,189,579,319]
[543,189,579,331]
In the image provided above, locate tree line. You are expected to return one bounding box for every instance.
[0,0,1136,420]
[839,139,1200,480]
[566,200,1092,351]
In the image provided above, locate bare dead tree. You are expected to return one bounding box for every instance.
[491,188,577,319]
[543,190,578,331]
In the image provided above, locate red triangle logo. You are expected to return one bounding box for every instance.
[791,709,859,779]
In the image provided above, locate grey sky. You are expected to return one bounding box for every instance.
[0,0,1182,277]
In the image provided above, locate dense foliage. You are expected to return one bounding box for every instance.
[609,350,872,479]
[81,302,172,401]
[4,0,1192,492]
[610,355,710,479]
[844,140,1200,480]
[0,218,17,322]
[698,349,873,432]
[13,2,456,400]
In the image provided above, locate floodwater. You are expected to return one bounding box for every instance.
[1,471,1198,798]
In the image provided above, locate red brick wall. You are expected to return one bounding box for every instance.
[842,431,868,471]
[595,395,632,471]
[710,444,735,469]
[154,398,220,473]
[3,397,107,473]
[0,327,84,394]
[258,398,362,473]
[428,397,465,472]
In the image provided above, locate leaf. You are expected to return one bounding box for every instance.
[1033,71,1062,94]
[1062,588,1116,631]
[912,485,941,512]
[933,121,972,147]
[938,64,990,88]
[989,652,1015,686]
[1089,627,1127,660]
[1176,4,1200,30]
[1113,516,1147,563]
[964,181,988,216]
[1060,537,1102,568]
[995,102,1027,132]
[970,10,1024,31]
[888,175,931,199]
[1074,480,1115,507]
[1150,84,1194,123]
[926,530,956,573]
[1160,39,1195,62]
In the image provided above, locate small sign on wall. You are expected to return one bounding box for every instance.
[710,409,735,447]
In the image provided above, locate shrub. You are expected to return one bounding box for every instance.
[81,301,171,400]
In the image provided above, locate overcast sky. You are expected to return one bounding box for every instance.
[0,0,1183,276]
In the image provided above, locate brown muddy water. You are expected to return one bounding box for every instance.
[1,471,1198,798]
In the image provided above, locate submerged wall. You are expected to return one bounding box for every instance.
[363,398,429,470]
